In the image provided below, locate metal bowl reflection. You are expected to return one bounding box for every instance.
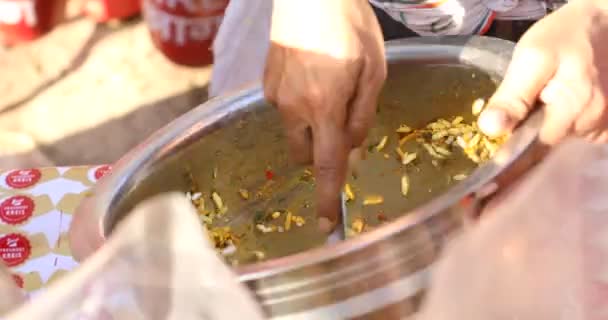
[71,36,541,319]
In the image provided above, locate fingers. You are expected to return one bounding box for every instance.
[282,113,313,164]
[478,46,557,137]
[264,44,314,164]
[313,120,349,232]
[539,59,599,144]
[586,130,608,144]
[347,38,387,147]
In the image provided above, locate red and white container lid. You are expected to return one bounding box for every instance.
[143,0,229,67]
[82,0,141,23]
[0,0,67,46]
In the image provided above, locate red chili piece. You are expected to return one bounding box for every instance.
[265,170,274,180]
[377,212,387,222]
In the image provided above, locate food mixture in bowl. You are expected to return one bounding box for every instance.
[181,64,504,266]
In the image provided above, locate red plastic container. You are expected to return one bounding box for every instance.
[142,0,229,67]
[0,0,66,45]
[83,0,141,22]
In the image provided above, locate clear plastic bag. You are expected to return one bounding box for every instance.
[209,0,273,97]
[1,193,264,320]
[417,138,608,320]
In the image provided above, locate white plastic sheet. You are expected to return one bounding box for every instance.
[0,193,264,320]
[209,0,273,97]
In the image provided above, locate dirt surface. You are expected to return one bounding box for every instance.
[0,9,212,169]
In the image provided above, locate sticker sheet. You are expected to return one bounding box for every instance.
[0,165,111,296]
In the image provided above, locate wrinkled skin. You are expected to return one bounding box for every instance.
[264,0,386,231]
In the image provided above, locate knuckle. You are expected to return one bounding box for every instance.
[542,77,594,118]
[594,87,607,111]
[315,164,339,181]
[488,96,531,120]
[586,88,608,127]
[594,131,608,144]
[349,118,372,143]
[305,86,326,108]
[274,90,302,111]
[590,87,607,111]
[366,62,387,87]
[379,64,388,83]
[376,60,388,82]
[349,54,365,67]
[576,83,595,111]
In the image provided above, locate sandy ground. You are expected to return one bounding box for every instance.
[0,10,213,169]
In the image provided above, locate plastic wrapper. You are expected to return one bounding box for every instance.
[209,0,272,97]
[0,193,264,320]
[418,138,608,320]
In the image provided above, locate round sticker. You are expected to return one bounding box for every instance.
[0,234,31,267]
[94,165,112,181]
[5,169,41,189]
[11,274,23,288]
[0,196,35,225]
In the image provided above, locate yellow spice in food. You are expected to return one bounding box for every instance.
[197,197,205,212]
[293,216,305,227]
[396,125,412,133]
[433,145,452,157]
[431,130,448,140]
[344,183,355,202]
[438,119,451,126]
[363,195,384,206]
[211,192,227,214]
[256,224,276,233]
[238,189,250,200]
[285,211,293,231]
[453,174,467,181]
[375,136,389,152]
[452,116,464,125]
[472,98,486,115]
[402,152,417,165]
[401,175,410,197]
[352,218,365,234]
[423,143,445,159]
[253,251,266,260]
[456,137,468,149]
[399,132,416,146]
[396,147,405,158]
[468,133,482,148]
[448,128,461,135]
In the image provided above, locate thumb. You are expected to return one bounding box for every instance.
[479,47,557,137]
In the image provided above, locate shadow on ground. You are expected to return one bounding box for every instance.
[0,85,208,169]
[0,20,125,115]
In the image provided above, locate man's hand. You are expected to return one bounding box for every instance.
[479,0,608,144]
[264,0,386,231]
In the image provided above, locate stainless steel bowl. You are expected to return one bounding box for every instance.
[70,36,542,319]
